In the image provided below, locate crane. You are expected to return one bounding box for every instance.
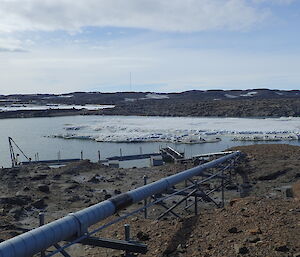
[8,137,30,167]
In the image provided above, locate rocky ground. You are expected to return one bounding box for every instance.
[0,144,299,256]
[1,98,300,119]
[101,98,300,118]
[1,89,300,119]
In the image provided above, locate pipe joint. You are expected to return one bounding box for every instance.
[68,213,88,237]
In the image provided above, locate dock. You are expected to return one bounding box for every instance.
[106,153,161,162]
[160,146,184,162]
[20,158,81,166]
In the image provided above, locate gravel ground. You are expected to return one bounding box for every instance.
[0,144,299,257]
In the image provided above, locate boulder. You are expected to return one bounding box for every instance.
[275,243,289,252]
[30,174,48,181]
[31,199,47,209]
[9,207,23,220]
[37,184,50,193]
[234,244,249,255]
[136,231,150,241]
[228,227,239,233]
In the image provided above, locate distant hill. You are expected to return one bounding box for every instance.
[0,89,299,105]
[1,89,300,118]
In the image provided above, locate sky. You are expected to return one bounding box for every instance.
[0,0,300,94]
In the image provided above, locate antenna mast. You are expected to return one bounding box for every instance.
[129,72,132,92]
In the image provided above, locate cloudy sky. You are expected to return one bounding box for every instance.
[0,0,299,94]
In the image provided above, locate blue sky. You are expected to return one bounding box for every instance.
[0,0,299,94]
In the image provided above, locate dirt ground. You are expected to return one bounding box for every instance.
[0,144,299,257]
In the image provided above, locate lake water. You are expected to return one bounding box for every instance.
[0,115,300,168]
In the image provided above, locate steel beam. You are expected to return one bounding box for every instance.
[74,237,147,254]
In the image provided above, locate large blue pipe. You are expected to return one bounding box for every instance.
[0,151,240,257]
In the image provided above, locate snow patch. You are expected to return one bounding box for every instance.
[0,104,114,112]
[58,95,74,98]
[144,93,169,100]
[240,91,257,97]
[124,98,137,102]
[225,94,239,99]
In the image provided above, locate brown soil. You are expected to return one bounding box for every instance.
[84,197,300,257]
[0,144,299,257]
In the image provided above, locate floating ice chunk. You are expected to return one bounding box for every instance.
[232,133,299,141]
[64,125,87,131]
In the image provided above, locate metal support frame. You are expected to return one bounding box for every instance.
[39,213,46,257]
[143,175,148,219]
[0,151,241,257]
[79,236,147,254]
[151,196,181,219]
[39,214,147,257]
[158,188,198,220]
[54,154,240,256]
[151,158,239,219]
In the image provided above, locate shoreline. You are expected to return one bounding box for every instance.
[1,108,300,120]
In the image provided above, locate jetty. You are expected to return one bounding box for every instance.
[20,158,81,166]
[160,146,184,162]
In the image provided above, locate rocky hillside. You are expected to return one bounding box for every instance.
[1,89,300,105]
[102,97,300,117]
[1,89,300,118]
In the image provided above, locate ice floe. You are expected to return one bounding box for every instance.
[49,116,300,144]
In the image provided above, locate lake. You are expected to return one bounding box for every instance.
[0,115,300,168]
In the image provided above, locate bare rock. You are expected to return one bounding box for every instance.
[8,207,23,220]
[176,244,186,253]
[66,183,80,190]
[245,236,261,243]
[136,231,150,241]
[104,194,112,200]
[88,175,101,183]
[31,199,47,209]
[52,174,61,180]
[226,184,238,190]
[228,227,239,233]
[234,244,249,255]
[37,184,50,193]
[0,196,31,206]
[275,243,289,252]
[114,189,122,195]
[67,195,81,202]
[30,174,47,181]
[248,228,262,235]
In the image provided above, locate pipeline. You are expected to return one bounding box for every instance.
[0,151,240,257]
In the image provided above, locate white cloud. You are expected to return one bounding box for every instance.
[0,0,268,33]
[253,0,295,4]
[0,38,27,52]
